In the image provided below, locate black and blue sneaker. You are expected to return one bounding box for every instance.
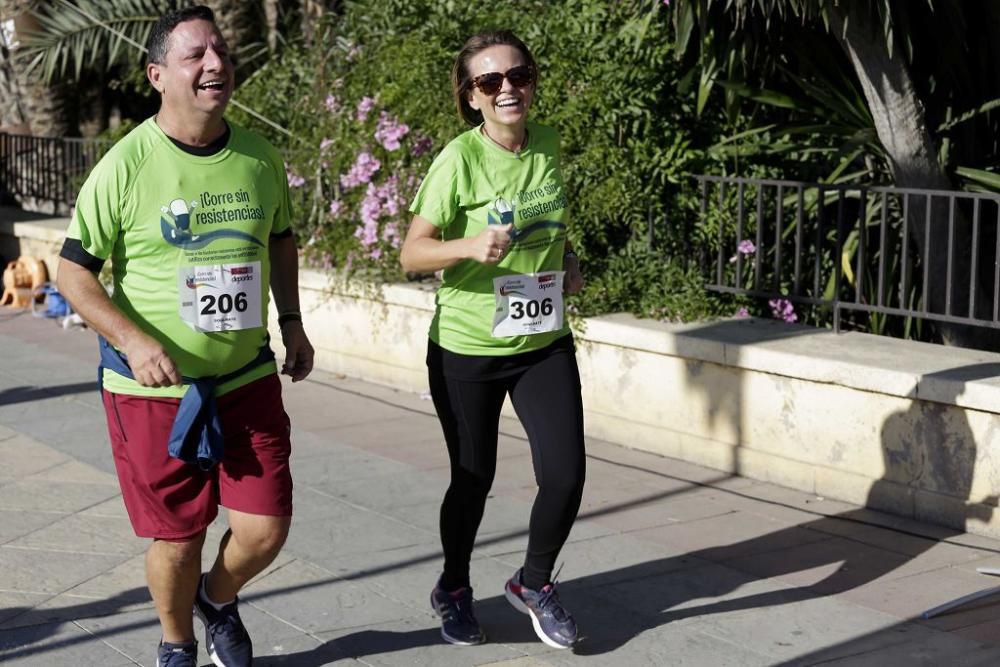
[156,639,198,667]
[194,574,253,667]
[430,580,486,645]
[504,568,578,649]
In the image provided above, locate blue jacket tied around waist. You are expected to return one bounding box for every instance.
[98,336,275,470]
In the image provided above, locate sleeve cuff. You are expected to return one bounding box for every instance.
[59,238,105,272]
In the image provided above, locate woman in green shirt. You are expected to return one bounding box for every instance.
[401,29,585,650]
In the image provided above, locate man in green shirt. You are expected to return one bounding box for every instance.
[56,6,312,666]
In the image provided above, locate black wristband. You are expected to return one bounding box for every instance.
[278,312,302,327]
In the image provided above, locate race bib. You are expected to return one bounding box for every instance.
[492,271,564,337]
[178,261,263,332]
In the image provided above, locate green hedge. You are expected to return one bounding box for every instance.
[229,0,744,320]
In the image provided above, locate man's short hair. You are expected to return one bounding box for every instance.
[146,5,216,65]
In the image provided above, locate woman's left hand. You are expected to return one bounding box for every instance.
[564,254,585,295]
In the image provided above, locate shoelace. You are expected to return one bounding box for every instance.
[209,603,248,641]
[445,589,477,625]
[534,564,570,622]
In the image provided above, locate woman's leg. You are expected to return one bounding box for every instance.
[509,345,586,590]
[428,348,508,591]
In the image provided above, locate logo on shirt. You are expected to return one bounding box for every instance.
[487,197,516,226]
[160,198,263,250]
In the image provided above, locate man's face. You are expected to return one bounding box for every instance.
[147,19,234,118]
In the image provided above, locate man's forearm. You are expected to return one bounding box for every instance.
[268,234,301,316]
[56,259,146,350]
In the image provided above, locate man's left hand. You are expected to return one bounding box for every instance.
[280,321,314,382]
[564,254,585,295]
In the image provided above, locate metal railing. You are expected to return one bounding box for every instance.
[696,175,1000,336]
[0,132,110,215]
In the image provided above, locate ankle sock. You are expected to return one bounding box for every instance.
[199,575,235,610]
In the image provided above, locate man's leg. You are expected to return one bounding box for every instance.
[204,510,291,603]
[146,531,207,643]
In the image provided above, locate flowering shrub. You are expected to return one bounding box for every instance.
[228,0,749,321]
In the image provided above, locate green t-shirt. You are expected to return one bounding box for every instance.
[67,117,291,397]
[410,122,570,356]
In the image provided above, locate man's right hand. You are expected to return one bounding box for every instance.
[123,335,182,387]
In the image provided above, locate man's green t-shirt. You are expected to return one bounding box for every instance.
[410,121,570,356]
[67,118,291,397]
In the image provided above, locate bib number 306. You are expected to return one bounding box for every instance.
[492,271,564,337]
[178,261,262,332]
[509,297,554,320]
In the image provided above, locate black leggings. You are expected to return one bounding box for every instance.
[428,337,586,592]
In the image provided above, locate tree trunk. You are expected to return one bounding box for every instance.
[828,1,995,349]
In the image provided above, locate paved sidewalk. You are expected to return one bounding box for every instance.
[4,312,1000,666]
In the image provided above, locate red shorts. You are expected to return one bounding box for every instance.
[103,373,293,540]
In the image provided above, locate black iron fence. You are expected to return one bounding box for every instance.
[696,175,1000,338]
[0,132,110,215]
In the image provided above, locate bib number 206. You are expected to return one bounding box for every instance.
[200,292,249,315]
[510,297,554,320]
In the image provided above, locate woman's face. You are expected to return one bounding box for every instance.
[466,44,534,131]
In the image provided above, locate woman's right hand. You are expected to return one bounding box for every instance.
[468,223,513,264]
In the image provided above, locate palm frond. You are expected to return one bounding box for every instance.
[16,0,173,83]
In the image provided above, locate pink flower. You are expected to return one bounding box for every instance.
[768,298,798,323]
[369,247,382,261]
[324,95,339,113]
[374,111,410,151]
[284,162,305,188]
[730,239,757,263]
[340,151,381,189]
[736,307,750,318]
[356,96,377,123]
[328,199,344,218]
[411,135,433,157]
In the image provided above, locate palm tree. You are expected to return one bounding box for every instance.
[676,0,1000,347]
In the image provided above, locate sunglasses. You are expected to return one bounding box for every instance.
[470,65,536,96]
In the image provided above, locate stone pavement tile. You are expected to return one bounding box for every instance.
[241,558,420,634]
[0,621,137,666]
[633,510,833,562]
[583,439,753,489]
[719,535,910,597]
[308,415,445,452]
[319,542,518,614]
[0,433,70,477]
[780,624,1000,666]
[472,513,615,559]
[0,478,120,513]
[582,487,734,534]
[240,631,358,666]
[801,513,995,566]
[302,465,450,513]
[840,566,1000,629]
[79,494,129,519]
[387,494,533,537]
[491,532,708,587]
[26,458,117,485]
[478,658,556,667]
[0,545,128,602]
[7,513,145,557]
[0,591,49,625]
[697,595,911,662]
[581,559,796,624]
[77,602,310,666]
[293,445,416,486]
[534,588,773,666]
[285,499,436,559]
[313,615,530,667]
[0,508,69,545]
[953,617,1000,648]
